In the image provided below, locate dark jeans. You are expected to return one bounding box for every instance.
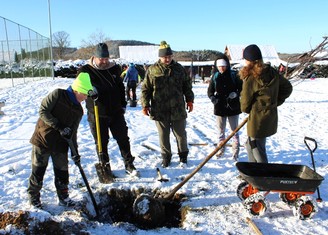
[88,112,134,166]
[27,145,69,200]
[126,81,137,100]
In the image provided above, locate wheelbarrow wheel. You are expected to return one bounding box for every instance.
[237,181,258,201]
[279,192,301,206]
[293,196,317,220]
[244,193,267,217]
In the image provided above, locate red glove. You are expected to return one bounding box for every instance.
[187,102,193,113]
[142,107,150,116]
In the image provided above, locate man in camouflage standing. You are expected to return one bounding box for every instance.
[141,41,194,168]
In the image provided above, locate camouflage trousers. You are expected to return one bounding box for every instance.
[155,119,188,159]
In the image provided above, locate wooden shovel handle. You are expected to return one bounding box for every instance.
[246,217,263,235]
[164,117,248,200]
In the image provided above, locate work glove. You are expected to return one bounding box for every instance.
[186,102,193,113]
[210,96,219,105]
[59,127,72,138]
[88,86,98,100]
[142,107,150,116]
[71,155,81,165]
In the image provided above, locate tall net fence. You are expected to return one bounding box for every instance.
[0,16,52,87]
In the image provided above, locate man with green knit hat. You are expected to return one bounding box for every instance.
[141,41,194,168]
[27,72,93,209]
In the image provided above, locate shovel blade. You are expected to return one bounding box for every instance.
[95,163,114,184]
[156,168,169,182]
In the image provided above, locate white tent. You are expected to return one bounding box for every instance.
[119,45,159,64]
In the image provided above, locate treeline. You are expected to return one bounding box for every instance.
[64,40,223,61]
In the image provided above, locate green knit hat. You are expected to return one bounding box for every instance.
[72,72,93,95]
[158,40,173,57]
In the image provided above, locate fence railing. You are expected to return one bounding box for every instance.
[0,16,52,87]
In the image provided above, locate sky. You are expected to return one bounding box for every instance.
[0,75,327,234]
[1,0,328,54]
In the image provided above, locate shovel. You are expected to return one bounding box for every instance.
[93,99,115,183]
[66,137,100,218]
[164,117,248,200]
[133,117,248,223]
[156,168,169,182]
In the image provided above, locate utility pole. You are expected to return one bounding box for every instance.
[48,0,54,79]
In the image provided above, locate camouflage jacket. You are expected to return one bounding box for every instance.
[141,60,194,121]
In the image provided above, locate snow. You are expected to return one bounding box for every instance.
[0,76,327,234]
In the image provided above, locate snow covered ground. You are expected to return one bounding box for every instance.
[0,77,327,234]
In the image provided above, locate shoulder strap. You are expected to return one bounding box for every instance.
[211,72,218,88]
[230,70,237,85]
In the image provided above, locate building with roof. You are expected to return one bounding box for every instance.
[225,45,286,67]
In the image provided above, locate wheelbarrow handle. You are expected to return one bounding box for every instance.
[304,136,317,153]
[304,136,322,202]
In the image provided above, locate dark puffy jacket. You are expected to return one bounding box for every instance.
[141,59,194,121]
[240,64,293,138]
[78,58,126,117]
[207,69,242,116]
[30,88,83,152]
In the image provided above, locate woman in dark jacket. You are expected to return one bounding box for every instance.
[239,44,293,163]
[207,54,243,160]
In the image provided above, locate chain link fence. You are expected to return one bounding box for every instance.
[0,16,52,87]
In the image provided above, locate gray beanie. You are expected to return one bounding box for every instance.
[95,43,109,58]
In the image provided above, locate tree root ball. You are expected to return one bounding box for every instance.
[133,194,166,227]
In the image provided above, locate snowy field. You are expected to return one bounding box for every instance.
[0,77,327,234]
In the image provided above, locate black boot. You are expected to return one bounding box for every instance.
[56,186,75,207]
[27,165,46,208]
[118,139,139,176]
[28,193,42,208]
[179,151,189,166]
[161,153,172,168]
[124,155,139,176]
[54,170,75,207]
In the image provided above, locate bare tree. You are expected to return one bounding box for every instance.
[81,29,110,48]
[52,31,71,59]
[79,29,111,58]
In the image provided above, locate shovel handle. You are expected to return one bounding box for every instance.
[157,168,169,182]
[65,137,101,218]
[165,117,248,200]
[94,102,103,154]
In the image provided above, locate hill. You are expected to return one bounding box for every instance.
[64,40,242,61]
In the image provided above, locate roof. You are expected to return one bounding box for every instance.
[119,45,159,64]
[225,45,286,66]
[118,44,287,67]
